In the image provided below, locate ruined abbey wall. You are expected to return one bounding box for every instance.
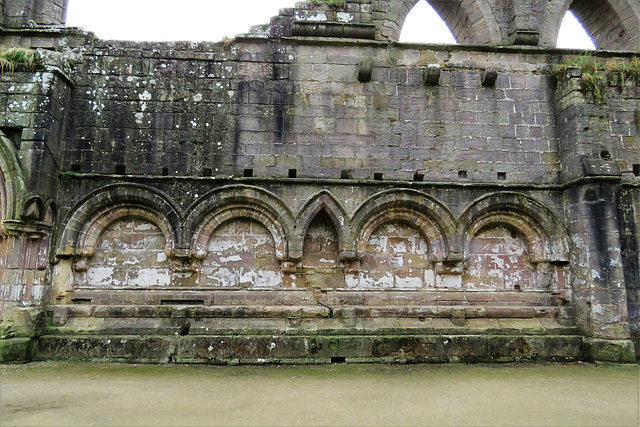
[0,0,639,363]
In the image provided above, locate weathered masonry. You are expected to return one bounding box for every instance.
[0,0,639,363]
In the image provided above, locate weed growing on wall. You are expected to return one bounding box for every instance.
[309,0,347,8]
[552,55,640,103]
[0,47,40,73]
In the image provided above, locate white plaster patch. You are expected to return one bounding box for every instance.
[302,12,327,22]
[220,255,243,263]
[87,267,115,287]
[135,268,171,286]
[336,12,354,23]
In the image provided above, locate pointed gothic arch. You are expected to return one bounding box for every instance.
[541,0,640,50]
[295,191,350,260]
[375,0,502,44]
[0,130,26,228]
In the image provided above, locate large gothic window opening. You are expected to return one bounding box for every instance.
[557,10,596,50]
[400,1,456,44]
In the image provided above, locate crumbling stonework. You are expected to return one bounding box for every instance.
[0,0,639,363]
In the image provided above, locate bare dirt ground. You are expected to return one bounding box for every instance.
[1,362,638,426]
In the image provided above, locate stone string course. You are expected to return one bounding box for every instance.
[0,0,639,363]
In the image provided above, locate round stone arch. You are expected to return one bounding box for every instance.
[185,185,294,260]
[0,130,26,227]
[294,190,350,260]
[374,0,502,44]
[351,189,459,262]
[457,192,569,263]
[541,0,640,50]
[58,184,181,257]
[76,205,177,258]
[192,205,288,261]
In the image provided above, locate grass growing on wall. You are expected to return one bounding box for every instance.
[309,0,347,8]
[553,55,640,103]
[0,48,40,73]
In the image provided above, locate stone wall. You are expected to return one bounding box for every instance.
[1,0,639,363]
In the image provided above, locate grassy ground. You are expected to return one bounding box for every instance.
[1,362,638,426]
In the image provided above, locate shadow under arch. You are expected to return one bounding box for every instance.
[185,185,295,261]
[350,189,459,262]
[376,0,502,44]
[58,184,181,257]
[294,190,350,261]
[542,0,640,50]
[457,192,570,263]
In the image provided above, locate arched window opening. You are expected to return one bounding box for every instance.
[557,10,596,50]
[399,1,456,44]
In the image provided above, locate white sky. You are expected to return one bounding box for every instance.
[66,0,595,49]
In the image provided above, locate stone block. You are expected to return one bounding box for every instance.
[583,338,636,363]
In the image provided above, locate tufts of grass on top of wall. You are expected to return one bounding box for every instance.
[552,55,640,103]
[0,47,40,73]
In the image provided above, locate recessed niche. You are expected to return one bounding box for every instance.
[115,164,126,175]
[458,170,467,179]
[497,172,507,181]
[243,168,253,177]
[374,172,383,181]
[288,169,297,178]
[413,172,424,182]
[341,170,353,179]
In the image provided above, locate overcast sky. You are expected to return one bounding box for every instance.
[66,0,595,49]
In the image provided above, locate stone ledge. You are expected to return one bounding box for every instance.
[51,304,569,320]
[45,317,578,338]
[35,334,586,364]
[0,338,35,363]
